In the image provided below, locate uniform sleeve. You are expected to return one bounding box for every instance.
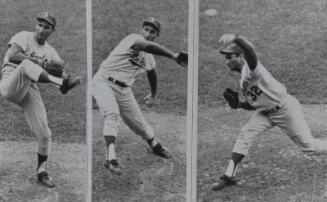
[123,33,145,51]
[8,31,29,51]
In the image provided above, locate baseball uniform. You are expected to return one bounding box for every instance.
[93,33,156,140]
[232,61,327,156]
[0,31,62,156]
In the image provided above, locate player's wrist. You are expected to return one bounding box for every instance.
[172,52,179,60]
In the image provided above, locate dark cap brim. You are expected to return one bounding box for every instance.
[220,50,237,55]
[143,22,160,32]
[219,43,243,55]
[36,17,55,27]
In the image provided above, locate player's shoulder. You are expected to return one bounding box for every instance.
[116,33,144,51]
[11,31,33,38]
[122,33,144,42]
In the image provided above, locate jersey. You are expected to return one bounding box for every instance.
[2,31,62,77]
[97,33,156,86]
[239,61,287,110]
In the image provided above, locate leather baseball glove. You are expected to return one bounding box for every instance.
[59,75,82,94]
[43,60,64,77]
[223,88,239,109]
[176,51,188,67]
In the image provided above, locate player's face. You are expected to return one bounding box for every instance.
[142,25,158,41]
[224,54,244,72]
[35,20,54,43]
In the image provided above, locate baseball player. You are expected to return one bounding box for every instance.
[93,17,187,175]
[0,12,82,188]
[211,34,327,190]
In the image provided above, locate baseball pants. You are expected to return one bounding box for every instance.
[0,60,52,156]
[92,73,154,140]
[232,94,327,156]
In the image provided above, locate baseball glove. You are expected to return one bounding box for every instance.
[223,88,239,109]
[59,75,82,94]
[176,51,188,67]
[44,60,64,77]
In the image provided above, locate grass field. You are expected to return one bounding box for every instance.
[199,0,327,107]
[0,0,86,143]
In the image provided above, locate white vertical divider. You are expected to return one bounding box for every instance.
[187,0,199,201]
[86,0,92,201]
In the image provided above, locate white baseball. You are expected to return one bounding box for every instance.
[204,9,218,17]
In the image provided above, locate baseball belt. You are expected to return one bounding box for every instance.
[108,77,128,88]
[262,105,281,115]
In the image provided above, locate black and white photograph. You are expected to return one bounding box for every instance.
[197,0,327,201]
[91,0,188,201]
[2,0,327,202]
[0,0,87,201]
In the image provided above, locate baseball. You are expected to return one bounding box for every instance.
[204,9,218,17]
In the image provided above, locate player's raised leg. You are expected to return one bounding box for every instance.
[22,86,54,188]
[93,79,122,175]
[0,59,80,102]
[119,88,171,159]
[212,111,273,190]
[0,59,44,102]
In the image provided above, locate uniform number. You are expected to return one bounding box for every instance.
[243,82,262,101]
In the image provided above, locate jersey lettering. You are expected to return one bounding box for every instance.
[129,53,146,69]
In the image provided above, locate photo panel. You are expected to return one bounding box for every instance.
[91,0,188,201]
[0,0,87,201]
[197,0,327,201]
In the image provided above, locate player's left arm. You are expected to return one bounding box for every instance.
[144,69,158,106]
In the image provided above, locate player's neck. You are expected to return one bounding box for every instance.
[33,34,46,45]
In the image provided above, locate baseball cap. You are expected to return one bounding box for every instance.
[36,12,56,28]
[220,42,243,55]
[143,17,161,33]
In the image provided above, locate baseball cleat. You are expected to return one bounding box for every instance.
[152,143,172,159]
[211,175,238,191]
[59,75,82,94]
[104,159,122,175]
[37,171,55,188]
